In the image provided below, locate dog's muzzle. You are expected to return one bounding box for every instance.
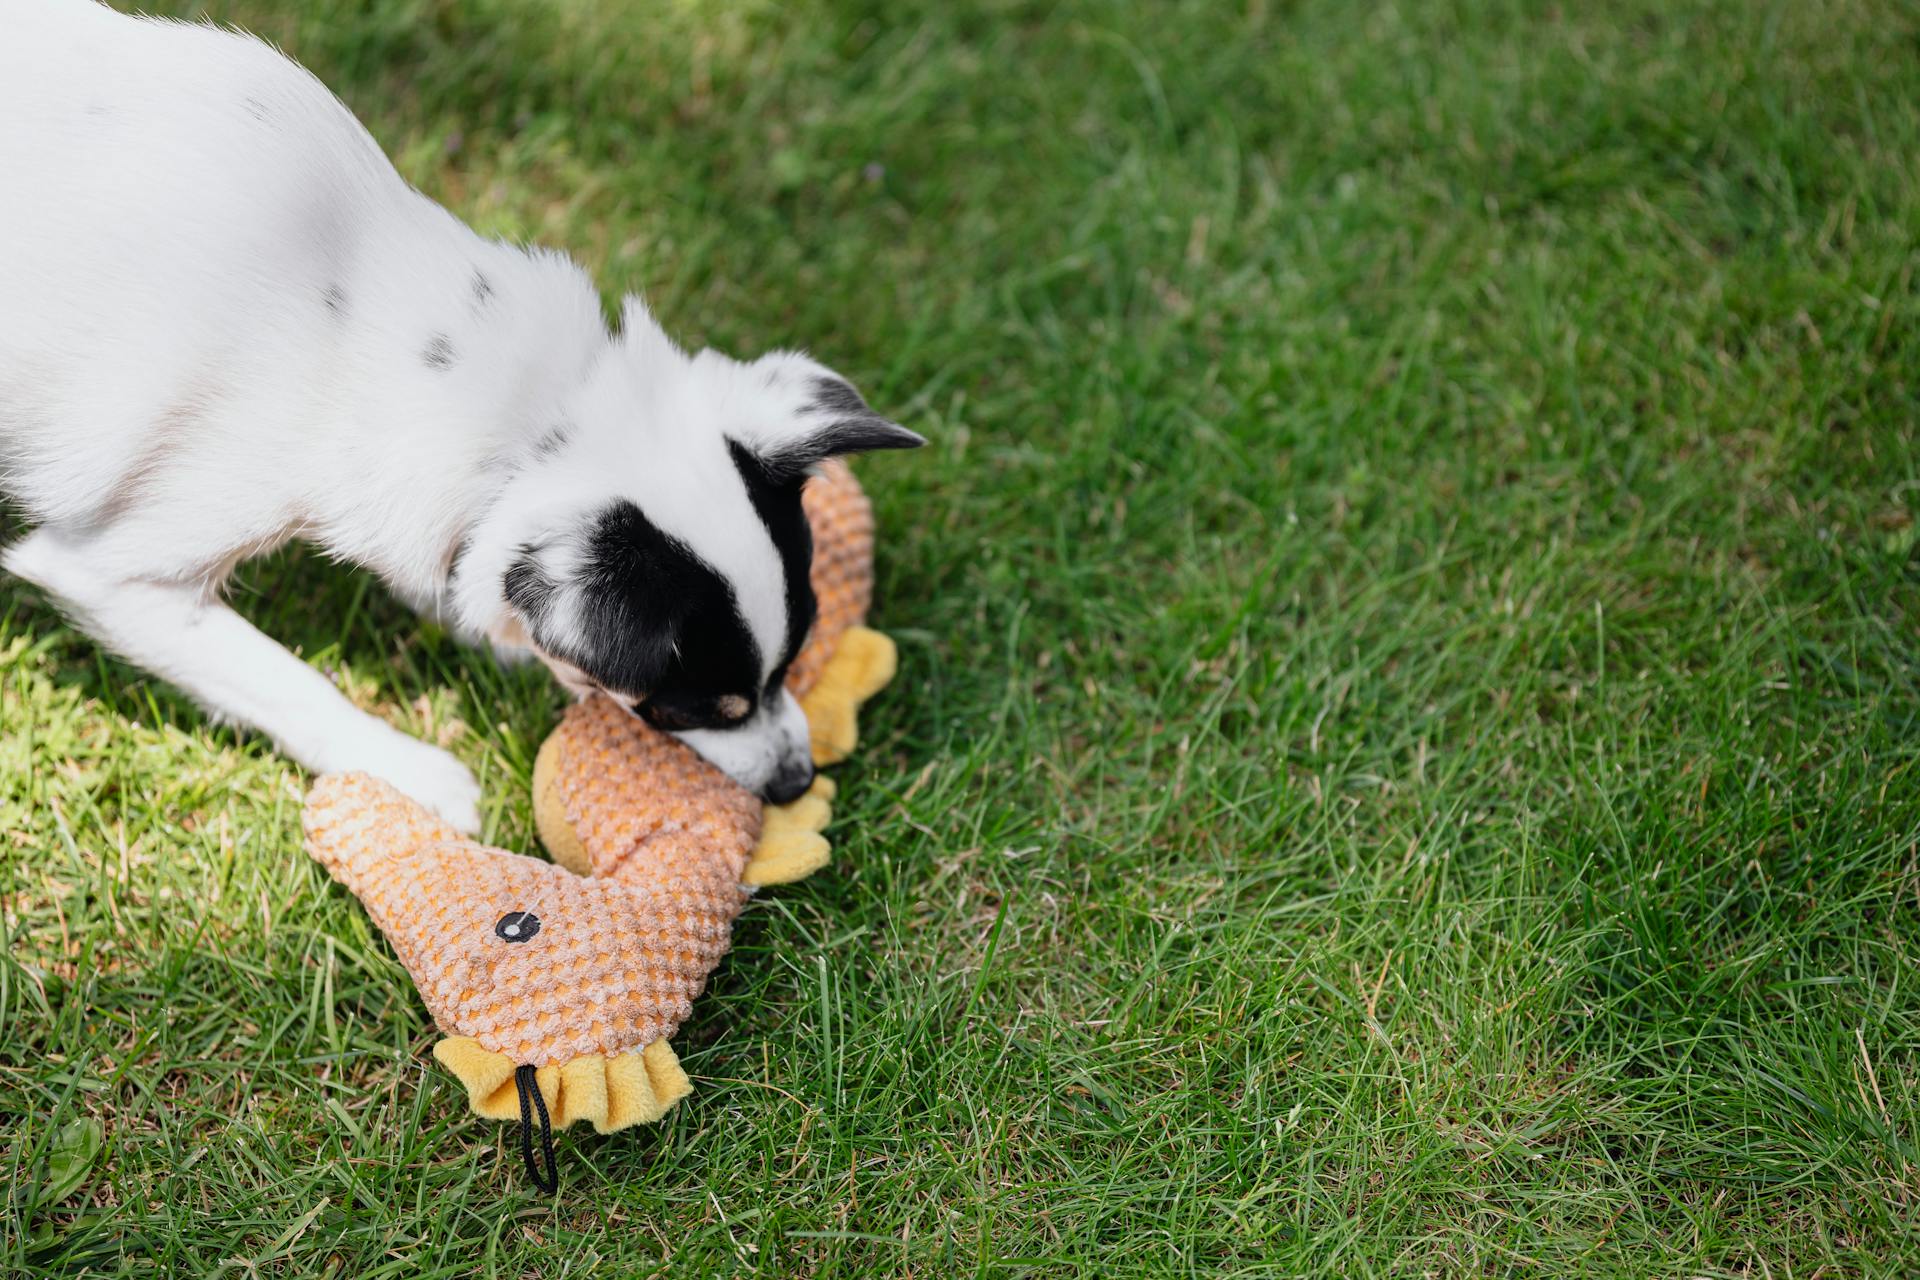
[761,759,816,805]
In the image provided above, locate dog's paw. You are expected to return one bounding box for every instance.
[324,730,483,834]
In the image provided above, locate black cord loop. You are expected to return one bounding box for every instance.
[515,1064,558,1194]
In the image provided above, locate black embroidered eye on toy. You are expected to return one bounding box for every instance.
[495,911,540,942]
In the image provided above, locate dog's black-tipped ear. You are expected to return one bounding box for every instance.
[757,376,924,481]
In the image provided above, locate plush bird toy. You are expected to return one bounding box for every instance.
[301,461,896,1191]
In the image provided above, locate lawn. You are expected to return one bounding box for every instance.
[4,0,1919,1274]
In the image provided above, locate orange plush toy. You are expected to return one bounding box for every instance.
[301,461,897,1191]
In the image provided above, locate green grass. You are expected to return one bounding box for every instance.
[5,0,1920,1273]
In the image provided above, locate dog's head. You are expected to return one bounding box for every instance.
[453,299,920,802]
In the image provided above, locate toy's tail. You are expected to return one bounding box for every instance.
[432,1037,690,1135]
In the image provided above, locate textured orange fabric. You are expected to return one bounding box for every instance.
[788,459,876,696]
[533,696,763,882]
[299,459,896,1132]
[304,773,747,1068]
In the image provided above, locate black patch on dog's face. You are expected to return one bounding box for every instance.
[423,334,456,369]
[511,501,765,732]
[727,440,815,696]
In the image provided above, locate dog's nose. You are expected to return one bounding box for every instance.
[760,761,815,805]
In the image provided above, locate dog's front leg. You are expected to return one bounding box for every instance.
[5,528,483,832]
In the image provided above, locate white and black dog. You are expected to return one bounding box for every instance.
[0,1,921,832]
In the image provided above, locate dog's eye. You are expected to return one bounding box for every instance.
[642,694,753,732]
[640,701,704,732]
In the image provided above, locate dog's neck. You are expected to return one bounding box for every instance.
[309,231,611,644]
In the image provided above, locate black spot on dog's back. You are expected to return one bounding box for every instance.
[533,424,571,457]
[480,424,573,481]
[422,334,456,370]
[471,271,494,305]
[322,284,347,317]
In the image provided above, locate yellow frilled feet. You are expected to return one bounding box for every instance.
[433,1038,692,1134]
[799,626,897,766]
[743,625,895,885]
[743,775,835,887]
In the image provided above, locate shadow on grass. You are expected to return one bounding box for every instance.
[1,502,564,784]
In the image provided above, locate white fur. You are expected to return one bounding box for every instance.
[674,688,813,799]
[0,1,878,827]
